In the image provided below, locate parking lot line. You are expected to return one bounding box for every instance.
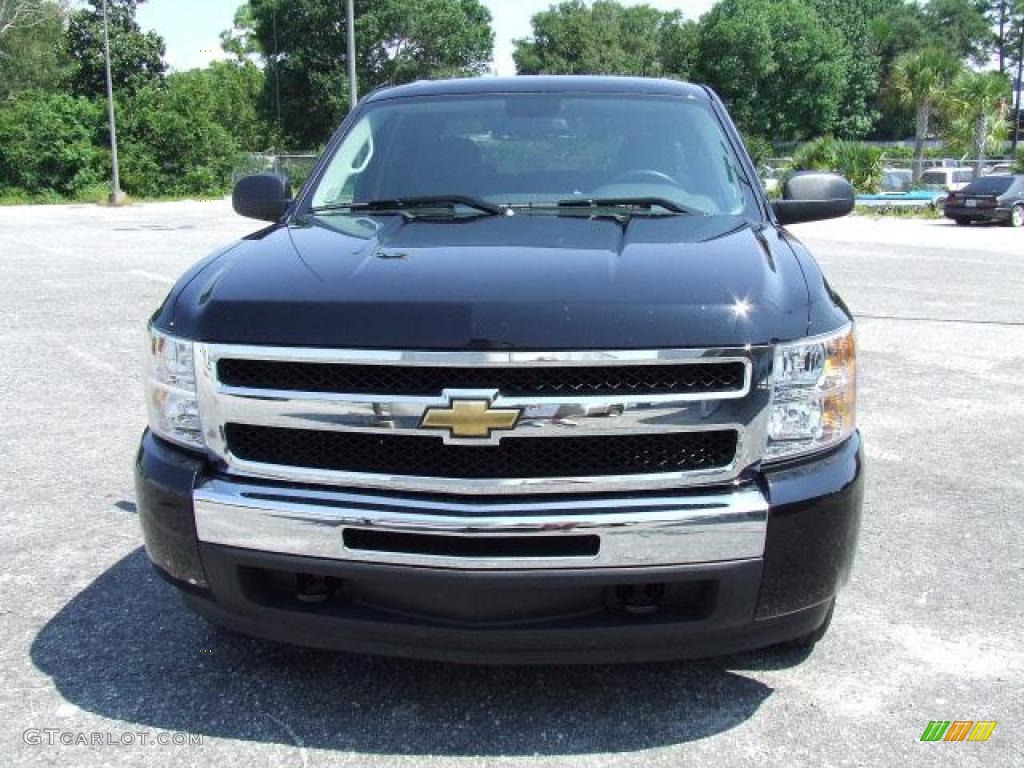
[129,269,174,285]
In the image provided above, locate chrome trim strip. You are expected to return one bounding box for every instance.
[195,343,772,494]
[215,379,751,404]
[202,459,744,496]
[212,389,749,442]
[193,478,768,569]
[200,344,759,368]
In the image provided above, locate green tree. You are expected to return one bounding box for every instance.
[188,60,270,151]
[804,0,896,138]
[695,0,848,141]
[0,2,67,99]
[890,47,963,181]
[986,0,1022,150]
[243,0,493,148]
[923,0,994,64]
[362,0,493,83]
[0,0,67,38]
[65,0,165,98]
[512,1,694,77]
[618,3,668,76]
[869,2,929,139]
[944,70,1011,171]
[870,2,927,69]
[220,2,258,62]
[987,1,1015,73]
[659,17,699,79]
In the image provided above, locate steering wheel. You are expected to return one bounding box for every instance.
[608,169,681,186]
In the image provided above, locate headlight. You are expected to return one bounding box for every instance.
[766,325,856,461]
[145,327,204,450]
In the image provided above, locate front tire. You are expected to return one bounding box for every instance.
[953,217,970,226]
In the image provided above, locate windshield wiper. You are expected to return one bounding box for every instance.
[553,197,697,215]
[310,195,502,216]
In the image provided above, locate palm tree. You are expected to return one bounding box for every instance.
[890,48,962,182]
[944,70,1012,174]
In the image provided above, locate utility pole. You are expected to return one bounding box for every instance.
[1014,12,1024,156]
[346,0,357,111]
[272,7,281,138]
[101,0,124,205]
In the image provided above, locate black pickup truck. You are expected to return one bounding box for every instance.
[137,76,862,663]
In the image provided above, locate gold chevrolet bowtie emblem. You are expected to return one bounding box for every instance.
[420,398,521,440]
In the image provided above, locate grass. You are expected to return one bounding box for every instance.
[853,204,942,219]
[0,182,118,206]
[0,186,229,206]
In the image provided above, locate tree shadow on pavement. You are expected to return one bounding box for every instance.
[32,549,787,756]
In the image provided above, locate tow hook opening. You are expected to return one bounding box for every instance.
[603,580,716,620]
[613,583,667,615]
[295,573,343,603]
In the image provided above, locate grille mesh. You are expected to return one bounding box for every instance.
[226,425,738,479]
[218,359,746,397]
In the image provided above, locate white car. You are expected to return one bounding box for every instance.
[983,163,1015,176]
[919,167,975,192]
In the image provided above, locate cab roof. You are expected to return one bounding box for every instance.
[365,76,710,103]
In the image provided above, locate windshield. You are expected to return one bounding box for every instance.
[963,177,1013,195]
[307,94,753,216]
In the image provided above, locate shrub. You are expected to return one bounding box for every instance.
[0,91,107,198]
[881,145,914,160]
[0,83,242,202]
[791,136,841,172]
[833,141,883,193]
[790,137,883,193]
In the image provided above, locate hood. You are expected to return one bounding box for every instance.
[165,213,810,349]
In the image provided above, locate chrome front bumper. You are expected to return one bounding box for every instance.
[193,478,768,570]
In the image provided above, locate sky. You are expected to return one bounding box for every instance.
[131,0,718,74]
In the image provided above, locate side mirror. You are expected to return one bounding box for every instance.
[232,173,293,222]
[771,171,854,225]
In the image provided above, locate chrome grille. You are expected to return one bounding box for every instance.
[195,344,772,495]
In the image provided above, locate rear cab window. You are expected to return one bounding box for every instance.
[964,177,1014,196]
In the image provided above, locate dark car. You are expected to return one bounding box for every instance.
[944,174,1024,226]
[137,77,862,664]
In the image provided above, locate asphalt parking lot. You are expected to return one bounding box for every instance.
[1,201,1021,767]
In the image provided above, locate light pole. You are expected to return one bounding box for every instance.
[345,0,357,111]
[101,0,124,205]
